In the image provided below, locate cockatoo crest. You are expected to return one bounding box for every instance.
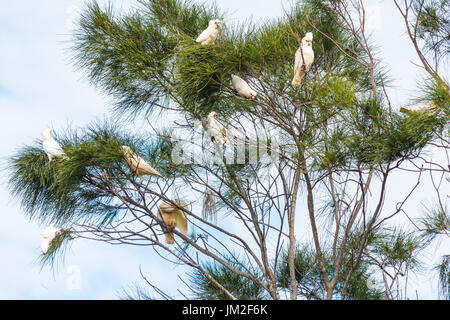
[303,32,313,43]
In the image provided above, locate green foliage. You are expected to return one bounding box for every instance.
[73,1,179,118]
[317,128,351,169]
[436,255,450,300]
[314,95,446,169]
[139,0,222,38]
[347,110,444,165]
[119,284,156,300]
[418,205,450,243]
[72,0,380,119]
[8,123,164,225]
[175,41,234,112]
[377,112,443,162]
[413,0,449,58]
[277,243,384,300]
[7,0,449,300]
[188,257,266,300]
[314,75,357,111]
[419,77,450,118]
[40,229,74,267]
[369,228,424,272]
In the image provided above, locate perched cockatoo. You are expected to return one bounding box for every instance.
[121,146,162,180]
[196,19,222,45]
[42,128,67,162]
[231,74,257,99]
[400,102,437,115]
[207,111,230,147]
[292,32,314,87]
[157,200,188,244]
[40,224,60,254]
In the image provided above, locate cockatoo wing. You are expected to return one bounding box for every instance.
[294,47,304,74]
[196,27,212,43]
[207,126,222,144]
[43,139,66,157]
[158,201,187,244]
[215,119,226,133]
[400,102,437,115]
[232,75,256,98]
[124,151,162,177]
[399,107,412,114]
[158,202,177,227]
[42,226,58,238]
[302,47,314,71]
[174,200,188,235]
[208,119,230,146]
[292,48,305,86]
[134,156,162,177]
[157,205,175,244]
[292,46,314,86]
[219,126,230,146]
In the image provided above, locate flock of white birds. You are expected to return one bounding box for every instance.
[38,19,437,253]
[41,127,186,250]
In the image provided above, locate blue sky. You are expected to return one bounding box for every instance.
[0,0,448,299]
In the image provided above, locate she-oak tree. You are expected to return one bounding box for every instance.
[8,0,449,300]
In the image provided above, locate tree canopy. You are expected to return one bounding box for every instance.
[8,0,449,300]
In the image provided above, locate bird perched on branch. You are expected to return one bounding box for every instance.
[231,74,257,99]
[400,102,438,115]
[196,19,222,45]
[207,111,230,147]
[42,128,67,162]
[292,32,314,87]
[157,200,188,244]
[121,146,162,180]
[40,224,60,254]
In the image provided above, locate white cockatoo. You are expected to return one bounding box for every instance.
[42,128,67,162]
[231,74,257,99]
[121,146,162,180]
[196,19,222,45]
[207,111,230,147]
[400,102,438,115]
[40,224,60,254]
[292,32,314,87]
[157,200,188,244]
